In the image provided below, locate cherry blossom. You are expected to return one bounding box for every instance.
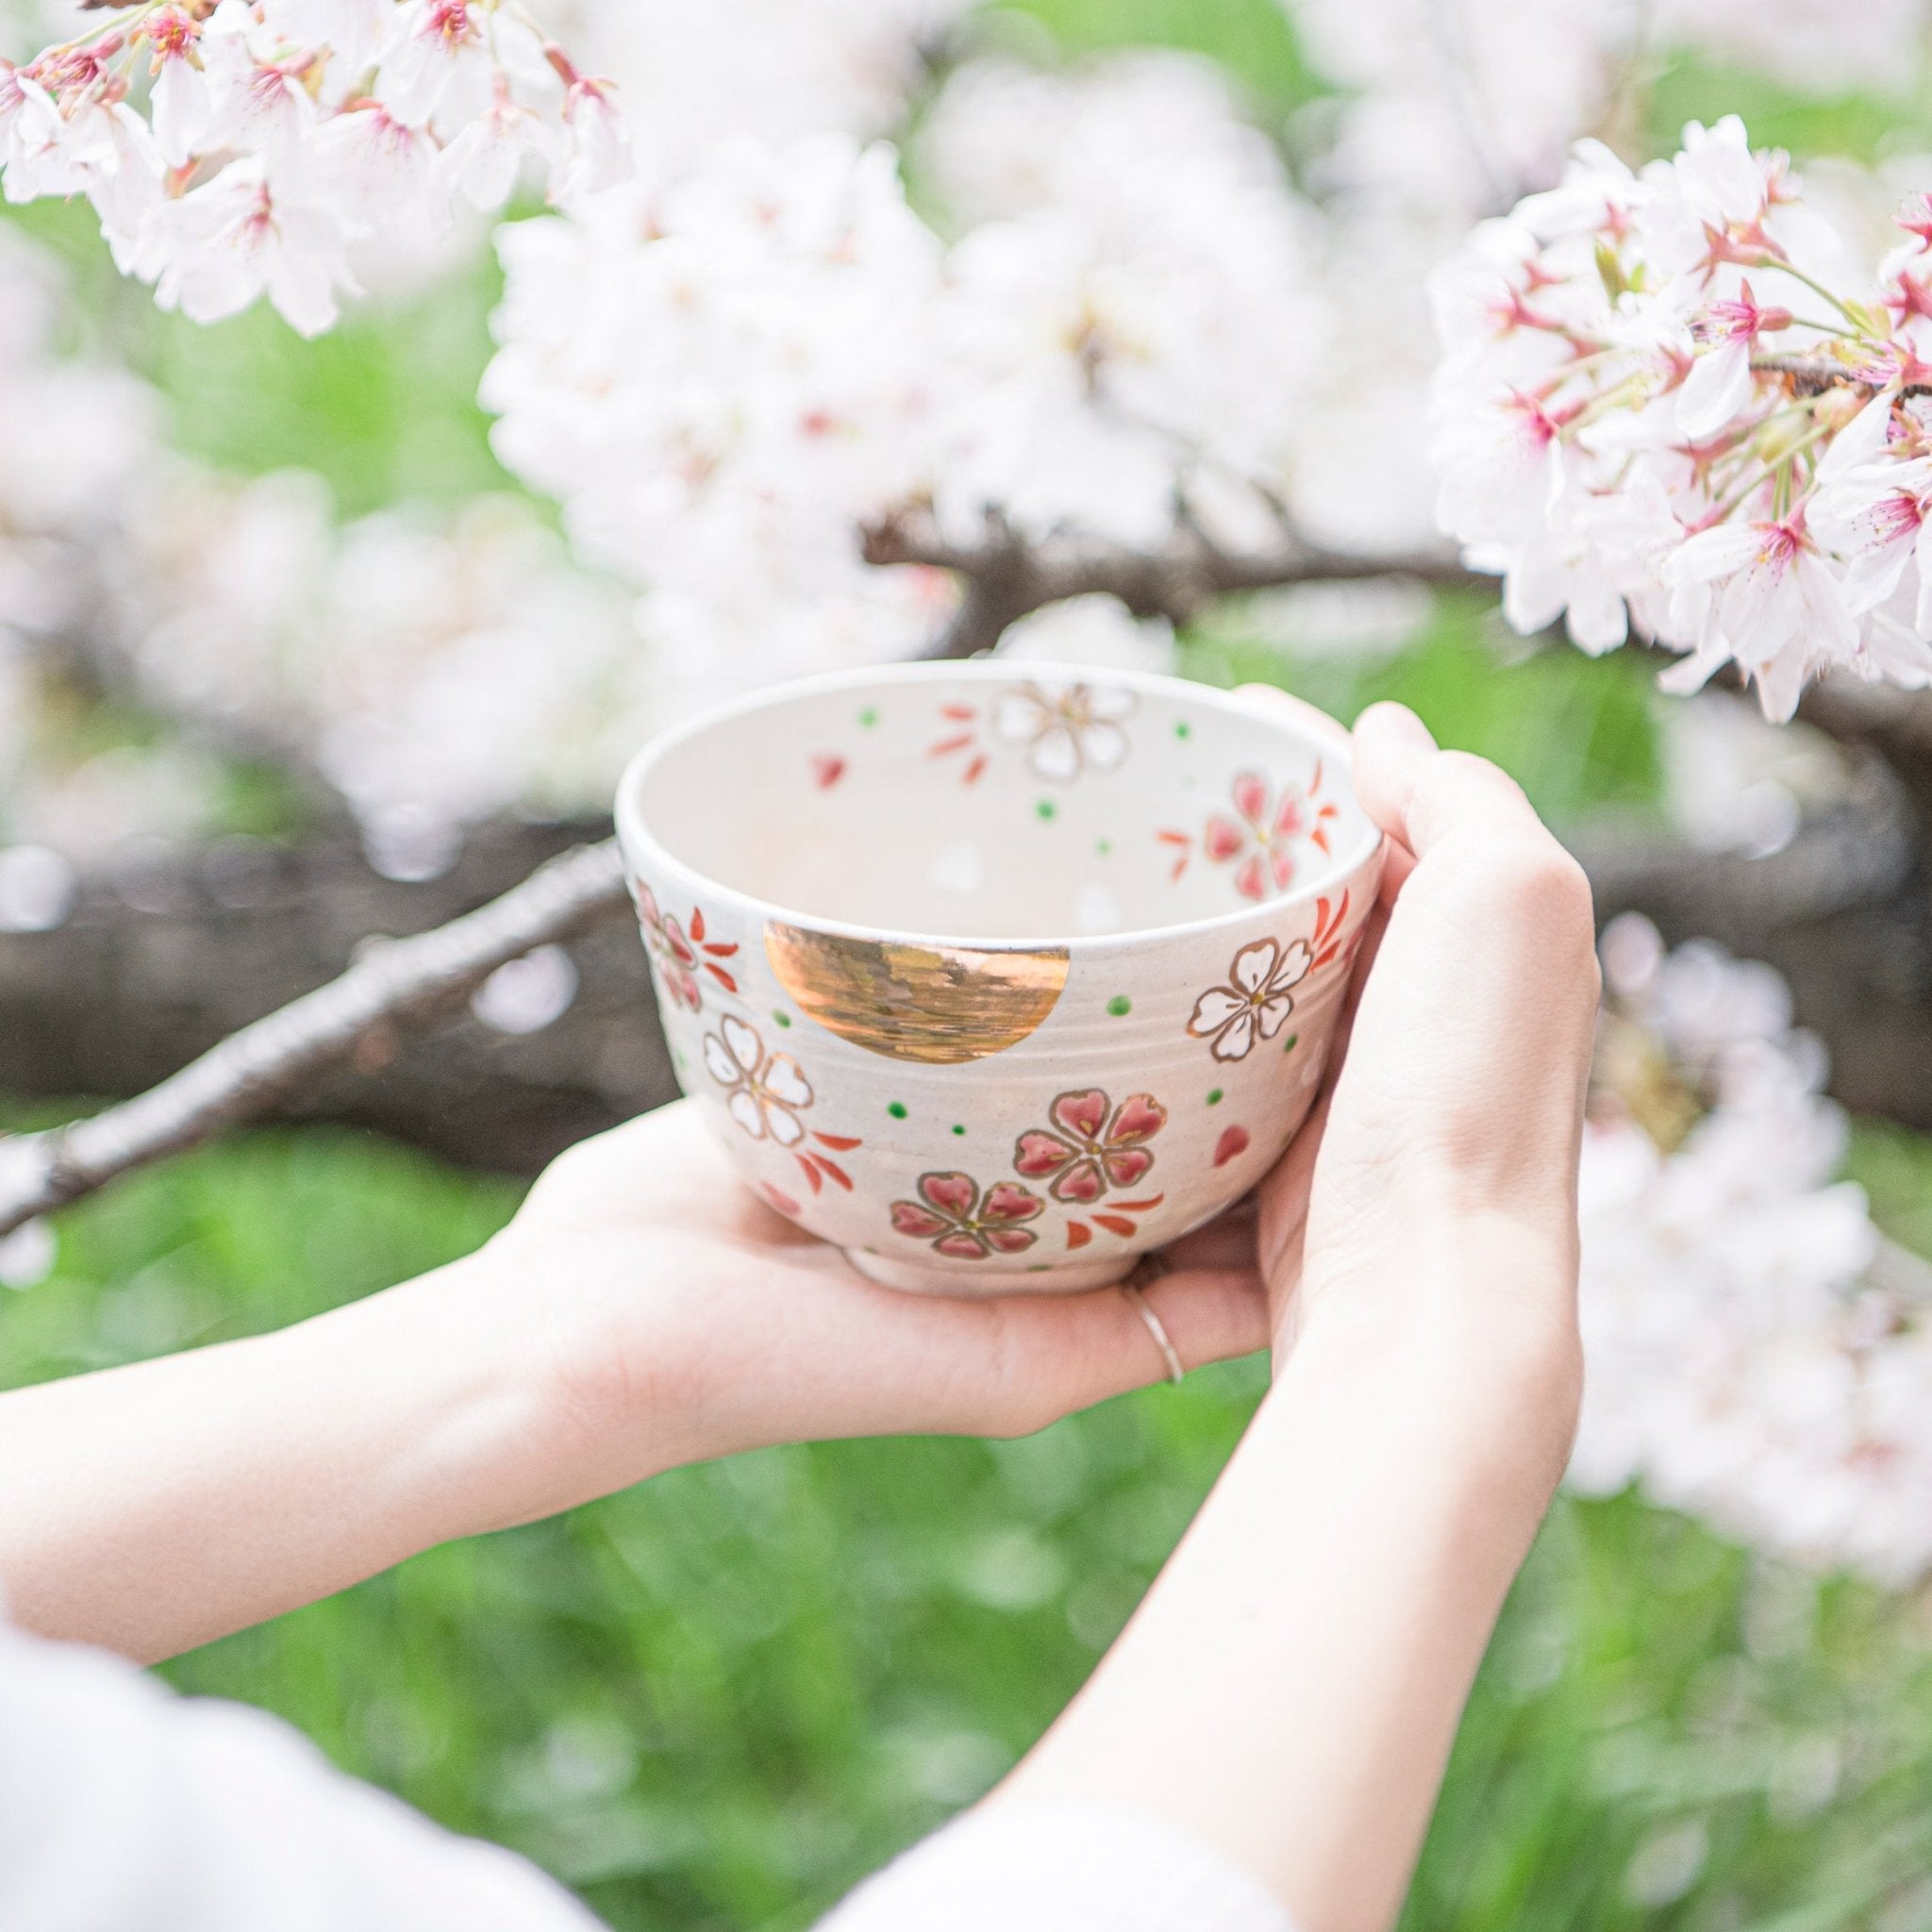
[990,682,1136,784]
[703,1016,814,1147]
[1204,774,1315,901]
[0,0,625,333]
[890,1173,1044,1261]
[1186,937,1312,1062]
[1570,917,1932,1586]
[1012,1090,1165,1205]
[1429,118,1932,717]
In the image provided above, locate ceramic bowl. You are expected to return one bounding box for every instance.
[615,662,1383,1295]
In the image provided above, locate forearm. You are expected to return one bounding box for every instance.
[1000,1263,1575,1932]
[0,1256,566,1662]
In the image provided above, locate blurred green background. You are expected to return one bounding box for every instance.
[11,0,1932,1927]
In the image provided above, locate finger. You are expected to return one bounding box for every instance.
[1158,1196,1259,1273]
[1352,703,1546,858]
[954,1268,1272,1436]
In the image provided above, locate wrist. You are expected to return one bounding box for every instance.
[295,1251,578,1552]
[1281,1218,1583,1510]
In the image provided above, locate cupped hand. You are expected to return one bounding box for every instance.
[1250,693,1598,1485]
[468,1100,1271,1515]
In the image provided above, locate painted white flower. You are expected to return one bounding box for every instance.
[1186,937,1312,1063]
[991,681,1135,782]
[703,1016,815,1146]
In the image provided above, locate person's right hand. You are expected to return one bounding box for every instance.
[1252,695,1598,1494]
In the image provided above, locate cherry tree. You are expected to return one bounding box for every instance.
[9,0,1932,1583]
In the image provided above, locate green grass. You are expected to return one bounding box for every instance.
[8,1122,1932,1931]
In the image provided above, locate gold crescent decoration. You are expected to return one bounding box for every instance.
[763,923,1070,1063]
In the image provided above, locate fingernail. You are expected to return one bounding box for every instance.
[1367,703,1436,756]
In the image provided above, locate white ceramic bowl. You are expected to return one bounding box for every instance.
[616,662,1383,1294]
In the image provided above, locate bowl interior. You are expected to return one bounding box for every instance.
[631,667,1372,942]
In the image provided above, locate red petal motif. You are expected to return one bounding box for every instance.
[985,1226,1040,1255]
[982,1182,1044,1224]
[1108,1093,1166,1144]
[1049,1088,1109,1141]
[1050,1160,1106,1205]
[1203,816,1245,863]
[891,1201,950,1239]
[1014,1131,1074,1177]
[919,1172,978,1218]
[1231,771,1270,826]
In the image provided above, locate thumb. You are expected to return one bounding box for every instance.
[1351,702,1544,858]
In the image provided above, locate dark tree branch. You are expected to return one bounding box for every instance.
[0,839,632,1237]
[864,504,1482,658]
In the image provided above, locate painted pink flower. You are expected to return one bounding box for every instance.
[634,883,738,1011]
[1188,937,1311,1062]
[890,1173,1043,1259]
[1013,1089,1166,1205]
[1205,772,1311,900]
[703,1016,813,1147]
[635,882,702,1011]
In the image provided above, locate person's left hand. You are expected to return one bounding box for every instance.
[462,1100,1270,1521]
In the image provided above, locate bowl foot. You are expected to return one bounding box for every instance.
[842,1247,1138,1296]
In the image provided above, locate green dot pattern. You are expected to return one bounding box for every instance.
[773,1009,791,1028]
[1036,799,1058,821]
[952,1124,967,1137]
[1174,720,1191,740]
[1095,839,1112,857]
[1208,1088,1224,1106]
[1107,995,1132,1017]
[888,1101,908,1120]
[858,706,879,728]
[1283,1034,1299,1054]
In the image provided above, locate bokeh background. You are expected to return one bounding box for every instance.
[10,0,1932,1926]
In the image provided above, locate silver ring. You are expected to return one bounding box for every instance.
[1122,1278,1186,1386]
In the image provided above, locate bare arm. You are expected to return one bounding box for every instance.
[998,699,1596,1932]
[0,1118,1267,1662]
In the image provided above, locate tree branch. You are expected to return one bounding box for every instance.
[0,839,630,1238]
[864,505,1481,658]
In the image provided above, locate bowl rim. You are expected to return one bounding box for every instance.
[615,659,1385,953]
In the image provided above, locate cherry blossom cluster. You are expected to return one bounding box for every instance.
[1286,0,1932,219]
[1432,117,1932,719]
[0,0,628,334]
[119,474,644,877]
[482,53,1328,675]
[1572,916,1932,1587]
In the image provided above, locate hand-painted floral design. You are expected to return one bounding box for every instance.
[635,883,739,1010]
[1308,889,1357,972]
[991,681,1136,783]
[1158,761,1341,898]
[1208,772,1311,898]
[1188,937,1311,1062]
[890,1172,1044,1260]
[927,701,991,786]
[1013,1089,1166,1204]
[704,1015,813,1146]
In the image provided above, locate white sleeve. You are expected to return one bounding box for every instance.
[0,1615,606,1932]
[814,1802,1295,1932]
